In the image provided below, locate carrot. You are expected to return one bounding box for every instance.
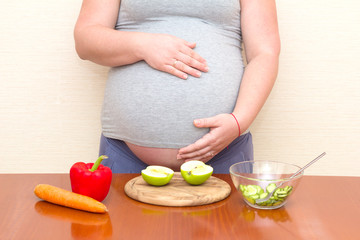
[34,184,108,213]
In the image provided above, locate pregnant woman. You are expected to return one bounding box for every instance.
[74,0,280,173]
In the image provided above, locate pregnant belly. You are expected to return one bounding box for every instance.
[103,40,243,148]
[125,141,185,171]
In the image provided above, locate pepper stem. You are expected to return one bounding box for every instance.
[90,155,108,172]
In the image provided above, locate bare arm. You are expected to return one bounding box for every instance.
[74,0,138,66]
[177,0,280,161]
[233,0,281,132]
[74,0,208,79]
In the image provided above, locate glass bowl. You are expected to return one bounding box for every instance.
[229,161,303,210]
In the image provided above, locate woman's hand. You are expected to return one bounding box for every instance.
[176,114,239,162]
[139,33,209,79]
[74,0,208,79]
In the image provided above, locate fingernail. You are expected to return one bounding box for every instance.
[204,66,209,72]
[194,120,201,125]
[196,71,201,77]
[183,74,188,79]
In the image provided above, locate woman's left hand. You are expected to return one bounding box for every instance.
[177,114,239,162]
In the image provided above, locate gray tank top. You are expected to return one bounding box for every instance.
[102,0,244,148]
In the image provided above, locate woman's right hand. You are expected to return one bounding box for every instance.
[138,33,209,79]
[74,0,208,79]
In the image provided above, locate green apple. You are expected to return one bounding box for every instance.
[180,160,213,185]
[141,166,174,186]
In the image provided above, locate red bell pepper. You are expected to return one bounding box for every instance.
[70,155,112,202]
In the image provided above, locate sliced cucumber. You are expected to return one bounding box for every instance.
[266,183,277,193]
[246,185,259,195]
[239,183,293,207]
[245,196,255,205]
[254,185,264,194]
[249,194,260,200]
[275,190,287,195]
[259,192,268,199]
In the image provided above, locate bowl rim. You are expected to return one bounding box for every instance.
[229,160,304,182]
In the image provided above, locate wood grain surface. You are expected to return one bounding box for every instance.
[1,174,360,240]
[124,173,231,206]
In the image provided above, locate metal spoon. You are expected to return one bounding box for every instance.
[255,152,326,204]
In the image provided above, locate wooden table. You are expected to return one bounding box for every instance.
[0,174,359,240]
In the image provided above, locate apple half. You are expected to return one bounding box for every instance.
[180,160,213,185]
[141,166,174,186]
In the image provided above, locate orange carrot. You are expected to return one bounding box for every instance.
[34,184,108,213]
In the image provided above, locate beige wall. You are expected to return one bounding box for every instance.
[1,0,359,175]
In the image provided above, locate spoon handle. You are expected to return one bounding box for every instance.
[290,152,326,179]
[256,152,326,204]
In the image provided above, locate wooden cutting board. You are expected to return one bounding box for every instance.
[124,172,231,207]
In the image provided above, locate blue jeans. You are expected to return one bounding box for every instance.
[99,132,253,174]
